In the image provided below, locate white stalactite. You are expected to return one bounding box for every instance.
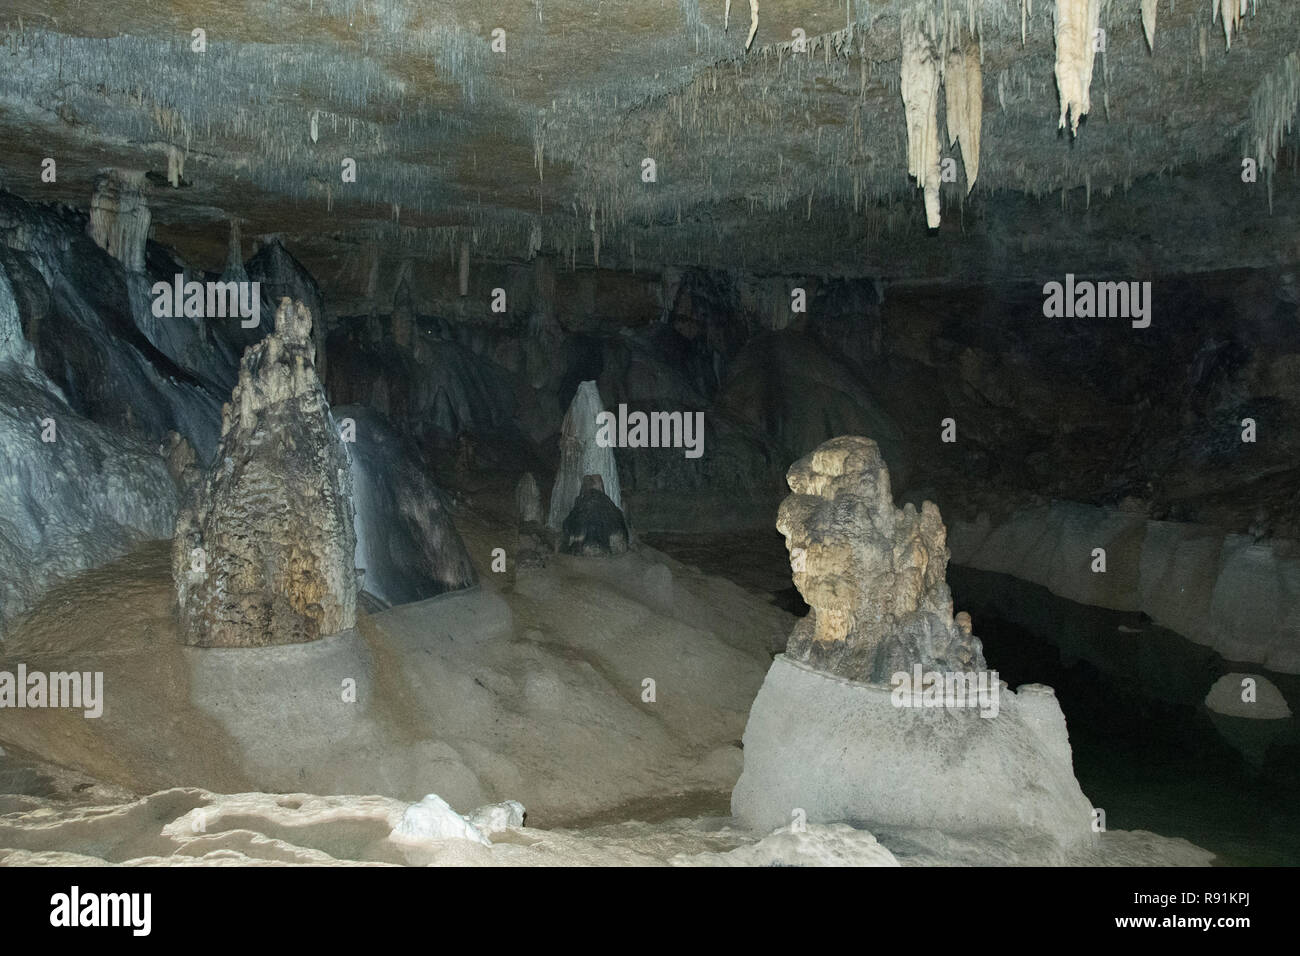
[945,45,982,194]
[902,17,942,228]
[1054,0,1101,136]
[1141,0,1158,51]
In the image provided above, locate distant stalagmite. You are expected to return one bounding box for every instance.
[547,380,623,532]
[516,471,552,569]
[173,298,357,646]
[776,436,985,683]
[87,169,150,272]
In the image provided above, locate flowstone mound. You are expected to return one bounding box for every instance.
[561,474,630,556]
[731,658,1097,851]
[172,298,357,647]
[776,436,984,684]
[733,436,1096,852]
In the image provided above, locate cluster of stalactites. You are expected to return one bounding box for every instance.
[900,7,983,228]
[1214,0,1259,51]
[901,13,943,228]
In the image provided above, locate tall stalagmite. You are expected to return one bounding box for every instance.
[547,380,623,532]
[776,436,985,682]
[173,298,357,647]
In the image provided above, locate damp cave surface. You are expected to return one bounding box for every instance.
[1,0,1299,880]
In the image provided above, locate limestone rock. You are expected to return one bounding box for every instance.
[776,436,985,683]
[336,405,476,608]
[162,430,199,493]
[731,656,1097,852]
[87,169,150,272]
[466,800,526,835]
[172,298,357,647]
[561,474,629,556]
[547,380,622,531]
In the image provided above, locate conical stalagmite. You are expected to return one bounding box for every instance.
[172,298,357,647]
[547,380,623,532]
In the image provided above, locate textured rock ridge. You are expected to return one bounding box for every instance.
[777,436,985,683]
[173,298,357,646]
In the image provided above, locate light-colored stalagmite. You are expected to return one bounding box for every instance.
[173,298,357,647]
[87,169,151,271]
[944,44,982,193]
[732,436,1097,851]
[1054,0,1101,136]
[546,380,623,532]
[901,16,943,228]
[166,145,185,188]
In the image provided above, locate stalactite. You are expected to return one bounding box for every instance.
[1054,0,1101,136]
[87,169,150,272]
[1140,0,1158,51]
[945,43,982,194]
[1250,51,1300,180]
[901,13,942,228]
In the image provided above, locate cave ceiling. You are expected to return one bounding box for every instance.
[0,0,1297,288]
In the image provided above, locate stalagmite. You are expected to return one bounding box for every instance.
[1054,0,1101,136]
[945,45,982,193]
[547,381,623,533]
[1140,0,1158,51]
[173,299,357,647]
[901,16,942,228]
[166,145,184,188]
[87,169,151,272]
